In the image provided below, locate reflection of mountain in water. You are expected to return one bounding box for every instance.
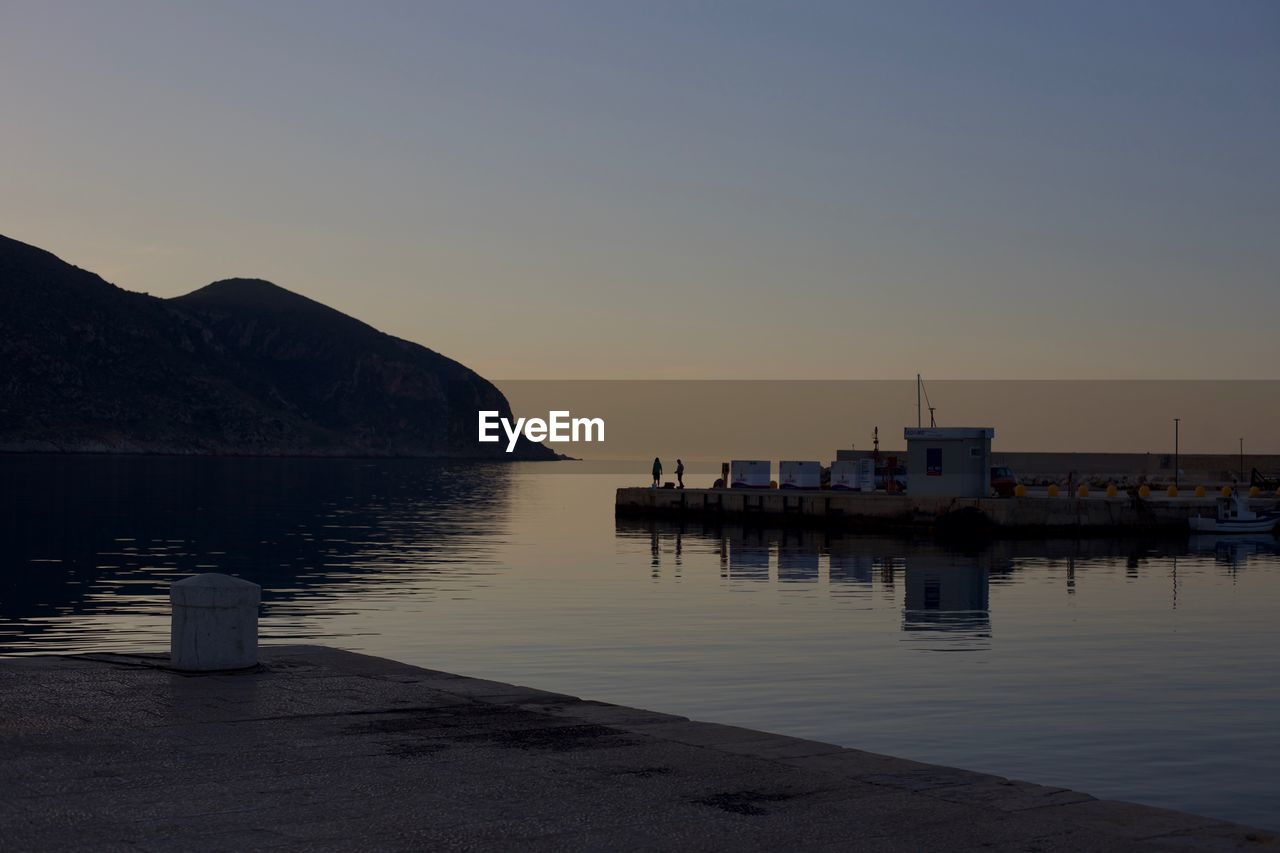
[1,455,512,650]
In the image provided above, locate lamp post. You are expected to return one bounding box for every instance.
[1173,418,1180,489]
[1240,437,1244,484]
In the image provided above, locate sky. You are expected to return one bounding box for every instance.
[2,1,1278,379]
[503,380,1280,456]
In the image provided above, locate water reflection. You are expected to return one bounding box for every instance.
[1189,534,1280,573]
[902,557,990,650]
[727,526,770,581]
[631,522,1004,648]
[3,457,1279,830]
[619,516,1280,638]
[0,455,513,651]
[777,530,820,583]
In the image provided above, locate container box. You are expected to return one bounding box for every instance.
[830,459,876,491]
[779,460,822,489]
[730,460,771,488]
[830,460,859,490]
[904,427,995,498]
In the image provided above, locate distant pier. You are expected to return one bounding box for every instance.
[616,487,1275,534]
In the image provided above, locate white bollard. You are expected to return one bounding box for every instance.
[170,573,261,671]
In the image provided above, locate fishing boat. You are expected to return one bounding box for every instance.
[1188,494,1280,534]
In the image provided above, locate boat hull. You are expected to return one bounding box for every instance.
[1188,516,1278,534]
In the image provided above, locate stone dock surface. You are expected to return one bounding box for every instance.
[1,646,1273,852]
[616,487,1276,533]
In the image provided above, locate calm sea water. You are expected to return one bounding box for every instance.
[2,455,1278,829]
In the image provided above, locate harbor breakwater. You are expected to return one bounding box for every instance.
[616,487,1277,533]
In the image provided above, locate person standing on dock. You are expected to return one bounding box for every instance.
[652,457,663,487]
[676,459,685,489]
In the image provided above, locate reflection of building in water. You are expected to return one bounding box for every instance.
[726,526,770,581]
[828,538,875,584]
[878,556,898,591]
[902,557,991,644]
[777,530,819,582]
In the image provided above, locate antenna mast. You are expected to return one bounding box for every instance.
[917,374,937,428]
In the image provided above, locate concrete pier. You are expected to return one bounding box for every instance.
[616,487,1277,533]
[0,646,1272,851]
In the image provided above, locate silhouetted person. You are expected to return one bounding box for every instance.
[676,458,685,489]
[652,457,662,487]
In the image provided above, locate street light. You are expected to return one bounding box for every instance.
[1240,437,1245,484]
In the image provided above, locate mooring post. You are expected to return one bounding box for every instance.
[170,573,261,671]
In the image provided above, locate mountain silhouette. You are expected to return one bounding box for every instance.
[0,235,555,459]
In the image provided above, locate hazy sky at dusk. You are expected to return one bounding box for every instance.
[3,1,1277,379]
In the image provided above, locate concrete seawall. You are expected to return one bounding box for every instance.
[835,449,1280,482]
[616,487,1273,533]
[1,646,1272,850]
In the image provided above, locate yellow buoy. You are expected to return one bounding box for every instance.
[1166,485,1177,497]
[1014,484,1027,498]
[1194,485,1206,498]
[1106,484,1118,497]
[1221,485,1232,498]
[1047,484,1059,497]
[1249,485,1261,497]
[1138,484,1151,499]
[1076,484,1089,498]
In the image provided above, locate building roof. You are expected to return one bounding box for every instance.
[903,427,995,440]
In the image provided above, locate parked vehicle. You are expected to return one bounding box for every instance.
[990,466,1018,497]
